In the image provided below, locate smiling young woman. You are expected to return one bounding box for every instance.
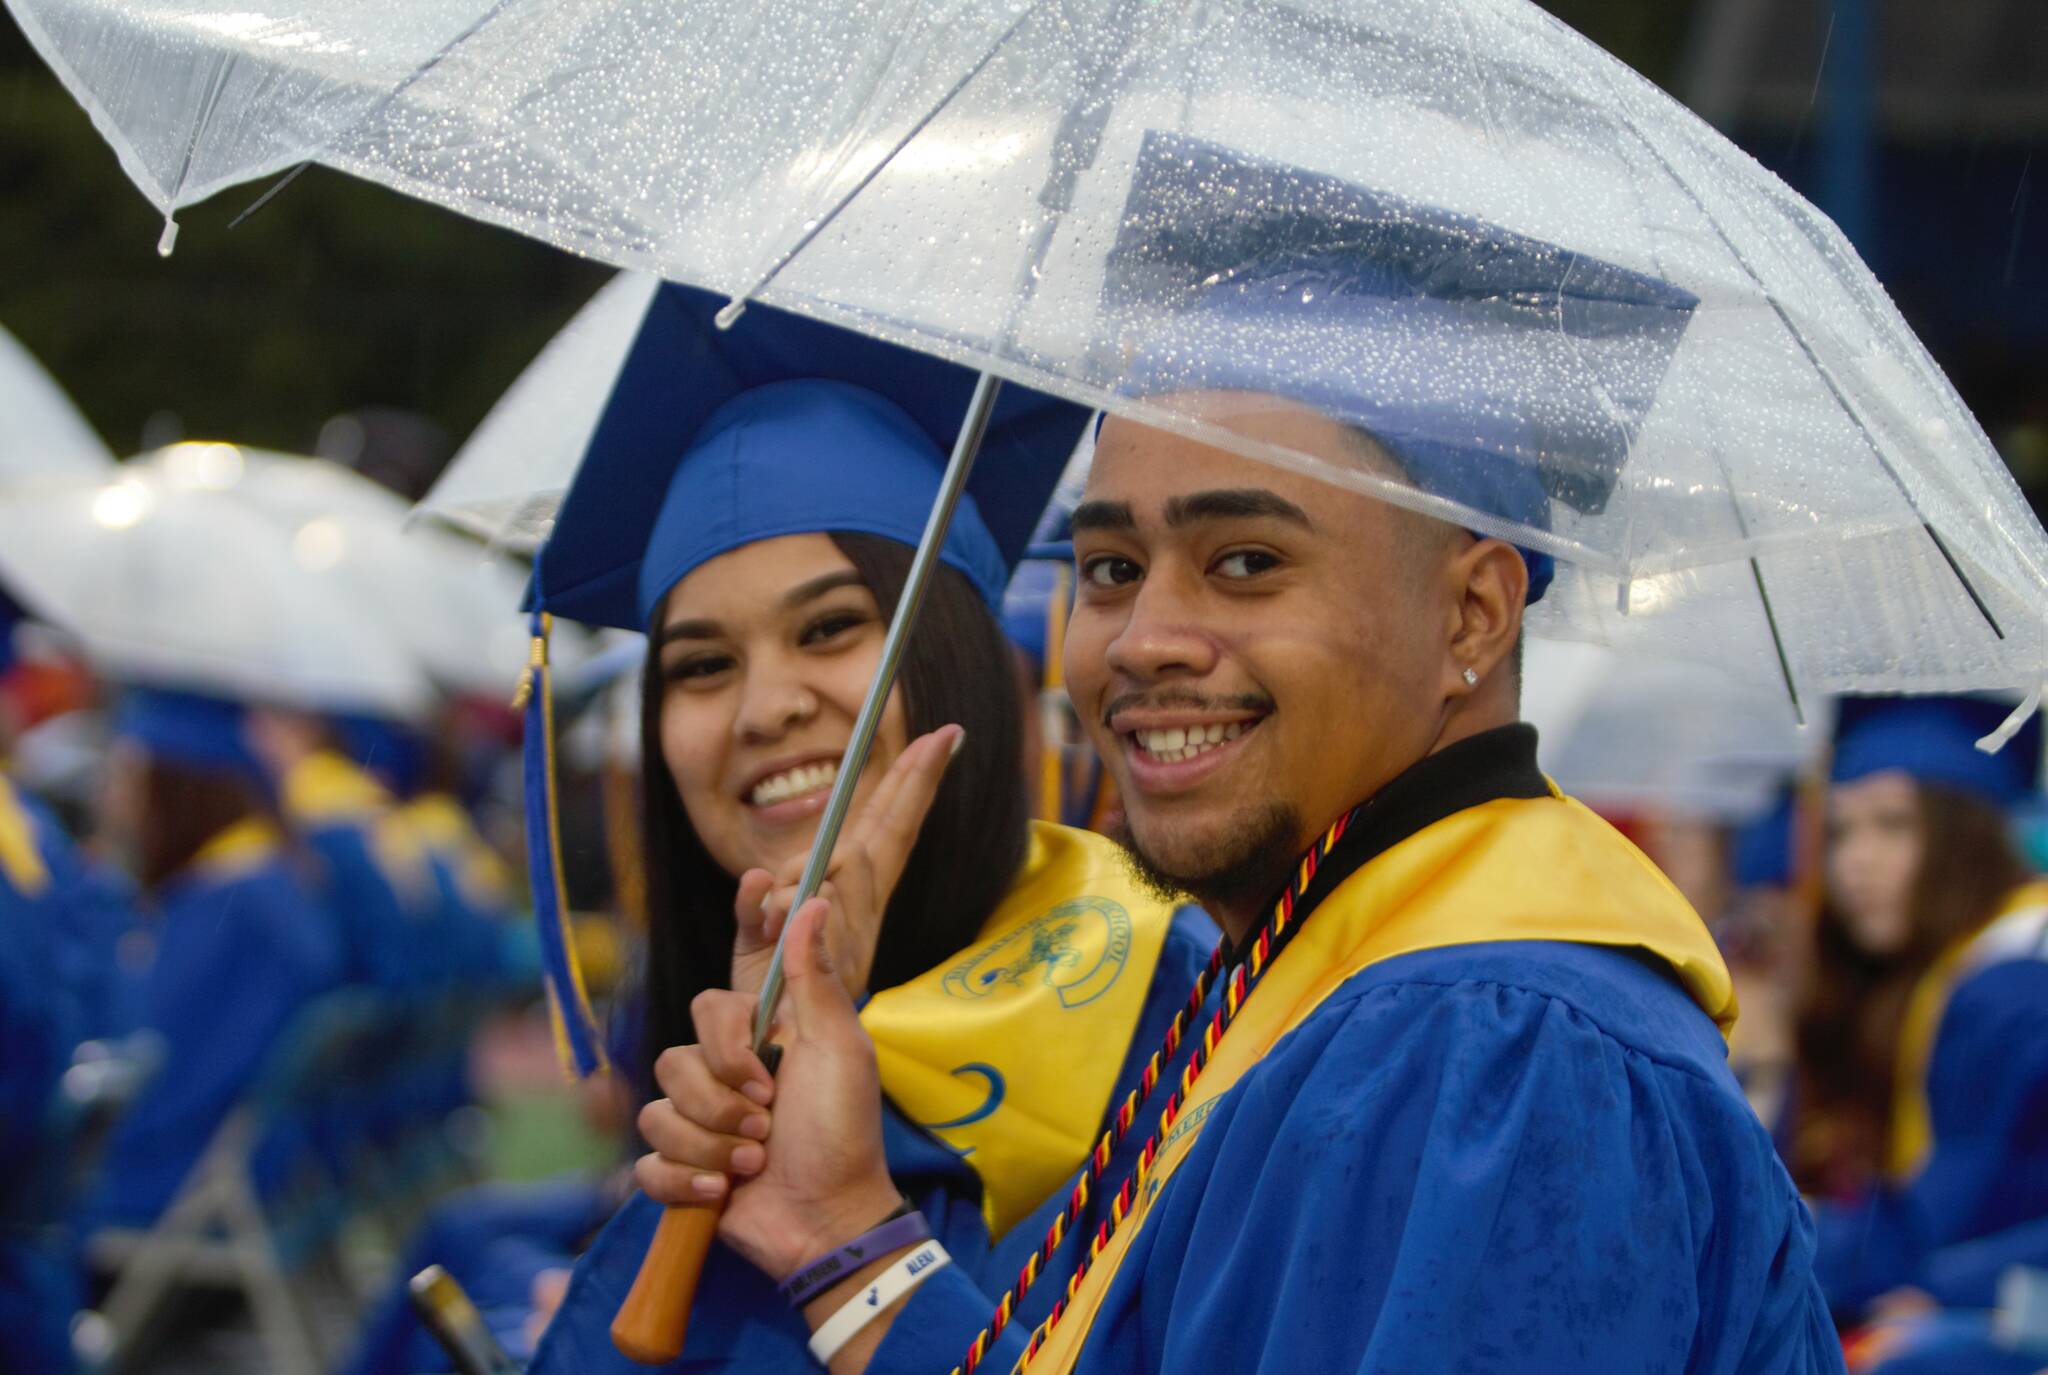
[636,528,1030,1084]
[521,355,1219,1374]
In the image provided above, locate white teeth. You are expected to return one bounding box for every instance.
[749,759,840,806]
[1134,720,1252,763]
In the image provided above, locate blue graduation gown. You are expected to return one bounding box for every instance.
[82,847,346,1229]
[872,942,1845,1375]
[5,778,142,1044]
[1810,921,2048,1314]
[527,907,1220,1373]
[0,822,78,1375]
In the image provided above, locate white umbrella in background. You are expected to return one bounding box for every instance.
[132,442,534,699]
[0,464,430,716]
[0,322,114,481]
[416,271,661,553]
[1524,639,1824,822]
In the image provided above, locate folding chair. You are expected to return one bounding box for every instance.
[82,988,392,1375]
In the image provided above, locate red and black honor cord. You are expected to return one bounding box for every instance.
[954,802,1367,1374]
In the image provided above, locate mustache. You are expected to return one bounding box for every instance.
[1100,687,1275,726]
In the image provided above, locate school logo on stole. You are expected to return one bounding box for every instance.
[940,895,1134,1009]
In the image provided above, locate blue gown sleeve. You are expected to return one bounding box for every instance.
[891,959,1842,1375]
[1812,958,2048,1313]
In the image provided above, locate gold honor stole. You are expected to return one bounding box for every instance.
[0,773,51,896]
[190,815,284,881]
[1028,788,1736,1375]
[862,820,1181,1238]
[1887,877,2048,1179]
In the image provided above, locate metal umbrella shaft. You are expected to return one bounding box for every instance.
[750,368,1005,1051]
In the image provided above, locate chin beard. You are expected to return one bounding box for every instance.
[1111,801,1304,922]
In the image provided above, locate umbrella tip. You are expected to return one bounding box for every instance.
[713,298,747,331]
[157,216,180,258]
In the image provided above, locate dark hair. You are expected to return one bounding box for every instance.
[1791,782,2028,1195]
[135,758,274,891]
[634,532,1029,1096]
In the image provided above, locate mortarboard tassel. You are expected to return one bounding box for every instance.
[1037,564,1070,826]
[516,609,607,1078]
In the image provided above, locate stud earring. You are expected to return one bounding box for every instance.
[1461,667,1480,687]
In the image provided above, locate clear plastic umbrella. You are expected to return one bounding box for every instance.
[0,462,432,715]
[416,271,661,552]
[0,321,114,481]
[130,442,536,697]
[8,0,2045,717]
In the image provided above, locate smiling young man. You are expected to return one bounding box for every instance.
[632,143,1847,1373]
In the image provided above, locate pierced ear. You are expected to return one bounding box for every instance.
[1448,538,1527,685]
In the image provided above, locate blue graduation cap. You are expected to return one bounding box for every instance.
[521,283,1090,1076]
[535,282,1091,629]
[1102,131,1702,602]
[1831,695,2044,809]
[112,686,263,781]
[0,586,20,676]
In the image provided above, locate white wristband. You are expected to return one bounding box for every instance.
[806,1238,951,1366]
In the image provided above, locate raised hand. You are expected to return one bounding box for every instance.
[728,724,965,999]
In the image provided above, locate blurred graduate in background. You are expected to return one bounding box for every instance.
[1793,697,2048,1371]
[73,686,347,1233]
[0,617,95,1374]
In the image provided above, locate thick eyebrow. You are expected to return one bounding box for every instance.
[1163,488,1313,530]
[655,570,868,646]
[782,569,867,609]
[1070,499,1136,533]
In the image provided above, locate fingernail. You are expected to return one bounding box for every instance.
[730,1143,765,1174]
[691,1173,727,1200]
[739,1113,770,1141]
[741,1079,773,1106]
[948,727,967,760]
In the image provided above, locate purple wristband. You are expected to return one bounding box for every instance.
[778,1208,932,1309]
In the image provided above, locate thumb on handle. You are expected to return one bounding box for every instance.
[611,1201,723,1364]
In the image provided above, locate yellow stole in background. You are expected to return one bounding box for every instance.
[0,773,51,896]
[863,820,1180,1238]
[189,815,283,882]
[1887,877,2048,1179]
[1028,788,1735,1375]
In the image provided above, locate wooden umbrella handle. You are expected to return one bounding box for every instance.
[611,1200,724,1364]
